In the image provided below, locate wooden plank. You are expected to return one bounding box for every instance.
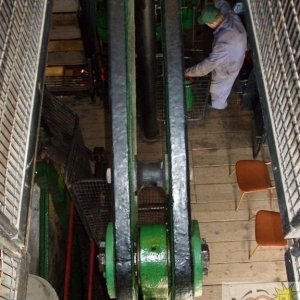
[191,200,279,213]
[194,183,237,202]
[49,25,81,40]
[81,126,107,139]
[193,166,236,184]
[137,141,163,154]
[84,138,106,149]
[199,220,254,242]
[45,66,64,77]
[193,165,277,187]
[47,52,86,66]
[194,183,277,202]
[187,115,252,133]
[192,147,253,167]
[48,40,84,52]
[197,285,222,300]
[192,209,250,222]
[204,261,287,285]
[53,0,79,13]
[51,13,78,26]
[78,113,107,122]
[188,131,252,150]
[138,152,165,162]
[207,241,286,264]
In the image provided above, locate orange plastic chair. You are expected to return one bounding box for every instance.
[232,160,275,211]
[250,210,287,259]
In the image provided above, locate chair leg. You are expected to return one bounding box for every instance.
[249,213,256,220]
[250,244,260,259]
[236,192,246,211]
[269,188,274,209]
[230,168,236,176]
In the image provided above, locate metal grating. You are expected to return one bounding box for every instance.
[41,91,92,186]
[156,76,210,122]
[71,180,112,243]
[65,129,92,185]
[246,0,300,236]
[156,53,211,122]
[41,91,78,167]
[0,0,47,233]
[0,248,19,300]
[137,186,168,225]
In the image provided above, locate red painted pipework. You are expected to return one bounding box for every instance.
[63,201,75,300]
[87,240,96,300]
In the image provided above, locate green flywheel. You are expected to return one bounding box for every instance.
[105,223,116,298]
[191,220,203,297]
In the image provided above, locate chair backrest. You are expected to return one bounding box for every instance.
[255,210,287,247]
[236,160,272,191]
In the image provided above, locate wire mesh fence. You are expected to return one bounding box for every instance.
[246,0,300,237]
[156,54,211,122]
[156,76,210,122]
[245,0,300,291]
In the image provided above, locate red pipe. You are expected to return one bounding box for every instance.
[87,240,96,300]
[64,201,75,300]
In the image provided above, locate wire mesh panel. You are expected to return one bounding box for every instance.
[137,186,168,225]
[156,51,211,122]
[0,0,48,234]
[41,91,78,167]
[157,76,210,122]
[64,129,93,185]
[71,180,112,243]
[41,91,92,186]
[245,0,300,237]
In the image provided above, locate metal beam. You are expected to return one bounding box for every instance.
[161,0,193,298]
[108,0,137,299]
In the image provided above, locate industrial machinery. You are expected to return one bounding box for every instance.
[40,0,211,298]
[98,0,210,298]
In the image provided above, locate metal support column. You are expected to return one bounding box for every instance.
[162,0,193,298]
[108,0,137,299]
[135,0,159,141]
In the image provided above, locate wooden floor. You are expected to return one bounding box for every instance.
[65,92,287,299]
[187,95,287,299]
